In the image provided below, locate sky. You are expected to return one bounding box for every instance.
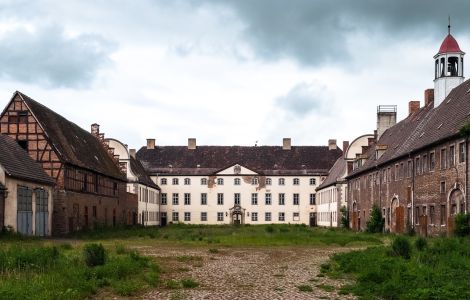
[0,0,469,150]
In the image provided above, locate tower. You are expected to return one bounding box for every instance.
[434,20,465,106]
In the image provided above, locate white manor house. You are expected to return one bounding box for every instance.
[137,138,342,226]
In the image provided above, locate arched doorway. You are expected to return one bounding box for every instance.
[230,205,245,225]
[389,197,404,233]
[449,188,464,216]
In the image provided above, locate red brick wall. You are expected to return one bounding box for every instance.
[348,137,467,236]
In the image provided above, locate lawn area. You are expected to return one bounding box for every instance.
[71,223,383,247]
[322,236,470,299]
[0,224,384,299]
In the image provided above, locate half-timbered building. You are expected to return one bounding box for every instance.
[0,91,131,235]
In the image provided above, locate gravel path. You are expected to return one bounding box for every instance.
[139,246,357,300]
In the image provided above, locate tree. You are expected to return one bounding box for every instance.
[340,206,349,229]
[366,204,384,233]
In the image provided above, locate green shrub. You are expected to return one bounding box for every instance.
[340,206,349,228]
[391,236,411,259]
[265,225,275,233]
[415,236,427,251]
[181,278,199,288]
[454,213,470,237]
[115,244,127,254]
[166,279,182,289]
[366,205,384,233]
[112,280,140,296]
[83,243,106,267]
[59,243,73,250]
[406,218,415,236]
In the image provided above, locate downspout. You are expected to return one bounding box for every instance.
[411,153,415,229]
[466,137,468,214]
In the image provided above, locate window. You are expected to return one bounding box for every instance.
[430,152,435,170]
[172,178,179,185]
[265,193,272,205]
[440,148,447,169]
[266,178,272,185]
[440,181,446,194]
[415,157,420,175]
[251,212,258,222]
[93,206,97,218]
[309,178,316,185]
[309,194,316,205]
[251,193,258,205]
[440,204,446,225]
[234,178,241,185]
[415,206,419,225]
[184,193,191,205]
[407,160,412,177]
[278,178,285,185]
[161,178,167,185]
[293,193,299,205]
[459,142,465,163]
[429,205,435,225]
[449,145,455,167]
[251,177,258,185]
[265,212,272,222]
[172,212,179,222]
[184,178,191,185]
[422,155,428,173]
[184,212,191,221]
[201,193,207,205]
[278,212,285,221]
[400,162,404,178]
[172,193,179,205]
[161,193,167,205]
[217,193,224,205]
[293,212,300,221]
[201,212,207,221]
[234,193,240,205]
[217,212,224,221]
[278,193,285,205]
[217,178,224,185]
[293,178,300,185]
[201,178,207,185]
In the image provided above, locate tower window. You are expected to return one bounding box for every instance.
[448,57,459,76]
[435,59,439,79]
[440,58,445,77]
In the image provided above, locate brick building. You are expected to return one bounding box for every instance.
[0,91,133,235]
[346,29,468,236]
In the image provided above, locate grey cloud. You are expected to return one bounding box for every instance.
[0,25,116,88]
[275,82,331,117]
[197,0,470,67]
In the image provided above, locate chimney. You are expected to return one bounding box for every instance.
[408,101,420,116]
[342,141,349,157]
[188,138,196,150]
[147,139,155,150]
[377,105,397,140]
[282,138,291,150]
[129,149,136,159]
[328,139,337,150]
[424,89,434,107]
[91,123,100,136]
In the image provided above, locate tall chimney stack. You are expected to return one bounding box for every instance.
[188,138,196,150]
[147,139,155,150]
[328,139,337,150]
[129,149,136,159]
[342,141,349,157]
[408,101,420,116]
[91,123,100,136]
[424,89,434,107]
[376,105,397,140]
[282,138,291,150]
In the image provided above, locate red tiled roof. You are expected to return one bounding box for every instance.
[137,146,342,176]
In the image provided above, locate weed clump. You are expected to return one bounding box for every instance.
[391,236,411,259]
[415,236,427,251]
[297,285,313,292]
[366,205,384,233]
[454,213,470,237]
[84,243,106,267]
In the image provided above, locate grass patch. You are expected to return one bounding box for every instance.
[316,284,335,292]
[0,242,160,299]
[297,284,313,292]
[323,236,470,299]
[181,278,199,288]
[208,248,219,254]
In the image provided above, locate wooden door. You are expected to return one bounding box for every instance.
[395,206,405,234]
[17,187,33,235]
[352,212,358,231]
[35,189,49,236]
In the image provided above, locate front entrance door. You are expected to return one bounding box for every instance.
[230,205,244,224]
[309,212,316,226]
[161,212,167,227]
[233,212,241,225]
[35,189,49,237]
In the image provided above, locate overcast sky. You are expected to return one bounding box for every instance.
[0,0,469,149]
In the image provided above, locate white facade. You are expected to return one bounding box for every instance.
[153,164,321,225]
[316,135,374,227]
[106,138,160,226]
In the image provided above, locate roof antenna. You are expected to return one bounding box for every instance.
[448,15,451,35]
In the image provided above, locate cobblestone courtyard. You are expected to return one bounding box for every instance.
[140,246,357,300]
